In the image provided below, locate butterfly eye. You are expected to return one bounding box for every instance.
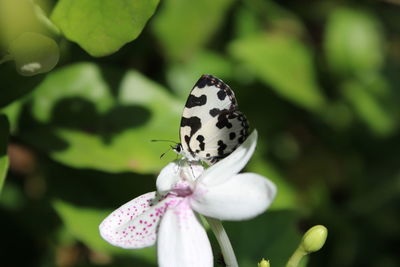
[175,144,181,153]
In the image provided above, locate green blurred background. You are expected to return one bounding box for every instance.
[1,0,399,266]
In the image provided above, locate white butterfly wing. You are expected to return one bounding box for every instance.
[189,111,249,164]
[179,75,249,163]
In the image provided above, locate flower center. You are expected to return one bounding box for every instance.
[171,180,193,197]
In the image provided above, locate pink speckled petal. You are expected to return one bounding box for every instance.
[199,130,258,186]
[99,192,180,249]
[191,173,276,220]
[158,199,213,267]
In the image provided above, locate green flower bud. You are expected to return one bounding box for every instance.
[258,258,270,267]
[301,225,328,254]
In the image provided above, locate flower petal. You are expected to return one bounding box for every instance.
[99,192,180,249]
[199,130,258,186]
[157,199,213,267]
[181,160,204,182]
[157,160,204,195]
[156,161,181,195]
[191,173,276,220]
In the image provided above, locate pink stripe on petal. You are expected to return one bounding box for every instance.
[99,192,180,249]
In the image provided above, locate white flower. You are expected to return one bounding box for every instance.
[99,130,276,267]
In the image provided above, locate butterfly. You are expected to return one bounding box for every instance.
[174,74,249,165]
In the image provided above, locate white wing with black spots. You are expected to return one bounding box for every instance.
[189,111,249,164]
[178,74,249,164]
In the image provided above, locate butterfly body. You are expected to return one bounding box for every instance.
[175,74,249,165]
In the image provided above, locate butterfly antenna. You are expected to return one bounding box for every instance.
[151,139,179,145]
[159,145,175,159]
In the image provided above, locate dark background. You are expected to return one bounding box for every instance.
[1,0,399,266]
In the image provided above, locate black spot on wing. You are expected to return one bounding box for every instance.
[194,74,219,88]
[181,116,202,136]
[209,108,220,117]
[194,74,229,89]
[192,74,238,112]
[229,132,236,140]
[236,112,250,144]
[209,108,228,117]
[196,135,205,151]
[217,140,228,156]
[194,76,208,88]
[216,113,233,129]
[217,90,227,100]
[184,135,190,145]
[185,94,207,108]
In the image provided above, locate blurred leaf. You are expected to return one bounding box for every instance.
[43,160,156,209]
[0,114,9,194]
[51,0,160,57]
[235,0,306,39]
[319,102,354,131]
[0,157,9,195]
[28,63,181,173]
[341,79,396,136]
[53,200,156,263]
[0,114,9,155]
[224,210,301,267]
[0,0,54,49]
[0,101,22,133]
[152,0,234,61]
[234,5,261,39]
[0,182,24,209]
[8,32,59,76]
[229,34,325,111]
[324,8,384,78]
[166,51,233,98]
[0,0,55,102]
[0,61,45,108]
[31,63,115,122]
[0,0,60,75]
[31,0,61,38]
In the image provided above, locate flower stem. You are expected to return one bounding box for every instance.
[205,217,238,267]
[285,246,306,267]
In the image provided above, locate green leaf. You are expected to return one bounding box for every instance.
[234,0,306,39]
[53,199,156,263]
[224,210,301,267]
[51,0,160,57]
[28,63,181,173]
[0,61,45,108]
[229,34,325,111]
[8,32,59,76]
[0,114,10,194]
[0,0,52,49]
[152,0,234,61]
[0,0,60,75]
[0,100,23,133]
[166,50,233,98]
[0,156,9,195]
[0,114,9,156]
[341,79,396,136]
[324,8,384,77]
[31,63,115,122]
